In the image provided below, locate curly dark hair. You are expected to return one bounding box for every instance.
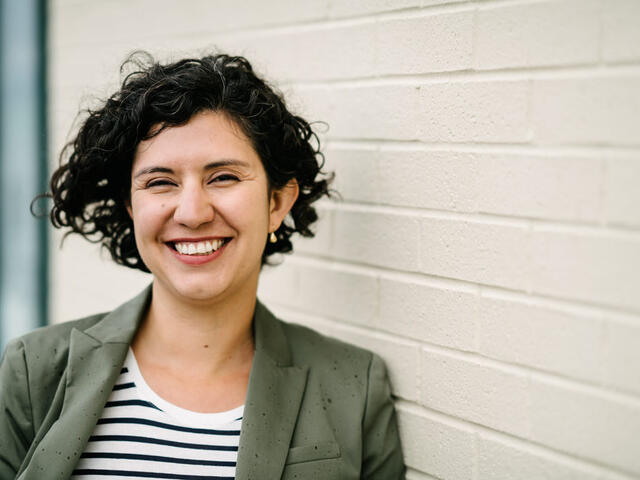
[44,51,332,272]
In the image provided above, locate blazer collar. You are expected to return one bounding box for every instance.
[81,284,152,344]
[18,286,151,479]
[235,300,309,480]
[19,285,308,480]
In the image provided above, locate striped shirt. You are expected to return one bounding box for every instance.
[71,349,243,479]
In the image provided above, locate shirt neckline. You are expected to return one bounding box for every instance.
[125,348,244,428]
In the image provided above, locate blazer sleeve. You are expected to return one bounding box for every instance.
[0,339,34,479]
[361,353,406,480]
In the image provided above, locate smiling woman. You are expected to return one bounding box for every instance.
[128,112,296,313]
[0,52,405,479]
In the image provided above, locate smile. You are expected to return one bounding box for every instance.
[167,238,231,263]
[171,239,229,256]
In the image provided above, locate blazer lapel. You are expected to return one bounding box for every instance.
[235,301,309,480]
[18,286,151,480]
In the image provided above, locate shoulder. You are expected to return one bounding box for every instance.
[1,312,109,411]
[4,312,107,364]
[269,315,405,477]
[279,319,374,368]
[274,317,386,394]
[254,299,378,378]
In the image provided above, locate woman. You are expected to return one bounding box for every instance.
[0,53,405,479]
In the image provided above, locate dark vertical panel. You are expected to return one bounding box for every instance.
[37,0,49,339]
[0,0,47,350]
[0,0,4,351]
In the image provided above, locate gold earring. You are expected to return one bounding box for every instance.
[269,232,277,243]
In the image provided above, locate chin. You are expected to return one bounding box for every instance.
[178,283,229,303]
[154,273,227,304]
[151,259,261,306]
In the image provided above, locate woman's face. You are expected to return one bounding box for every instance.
[128,110,297,306]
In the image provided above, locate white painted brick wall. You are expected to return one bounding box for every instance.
[605,155,640,227]
[602,0,640,63]
[602,319,640,395]
[531,228,640,310]
[333,207,422,270]
[474,0,600,69]
[397,403,475,479]
[376,10,475,74]
[476,433,604,480]
[379,276,477,350]
[476,296,604,385]
[421,349,531,438]
[50,0,640,477]
[531,75,640,146]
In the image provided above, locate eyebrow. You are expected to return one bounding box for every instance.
[133,159,251,179]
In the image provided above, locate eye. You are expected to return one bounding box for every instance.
[146,179,176,188]
[209,174,240,183]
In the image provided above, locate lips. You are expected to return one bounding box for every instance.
[166,237,232,264]
[170,238,229,256]
[165,237,232,267]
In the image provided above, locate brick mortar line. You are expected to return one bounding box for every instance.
[331,199,640,236]
[53,0,632,54]
[265,297,422,344]
[52,61,640,93]
[324,139,640,156]
[46,102,640,157]
[421,342,640,407]
[281,63,640,88]
[595,0,605,65]
[396,400,640,480]
[282,254,479,293]
[52,1,478,49]
[53,55,640,86]
[269,303,640,407]
[62,0,599,39]
[51,59,640,93]
[318,200,640,239]
[285,252,640,323]
[318,200,527,227]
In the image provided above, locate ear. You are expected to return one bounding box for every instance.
[125,200,133,219]
[269,179,299,231]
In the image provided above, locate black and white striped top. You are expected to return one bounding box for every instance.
[71,349,244,479]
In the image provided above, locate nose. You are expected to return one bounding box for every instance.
[173,183,215,229]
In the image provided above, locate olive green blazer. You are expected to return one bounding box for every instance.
[0,286,405,479]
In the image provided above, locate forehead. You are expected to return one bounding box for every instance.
[133,111,260,170]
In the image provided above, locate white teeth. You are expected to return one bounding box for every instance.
[174,239,226,256]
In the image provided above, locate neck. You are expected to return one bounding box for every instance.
[131,280,257,378]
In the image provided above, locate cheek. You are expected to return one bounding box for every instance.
[130,197,171,238]
[217,188,270,229]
